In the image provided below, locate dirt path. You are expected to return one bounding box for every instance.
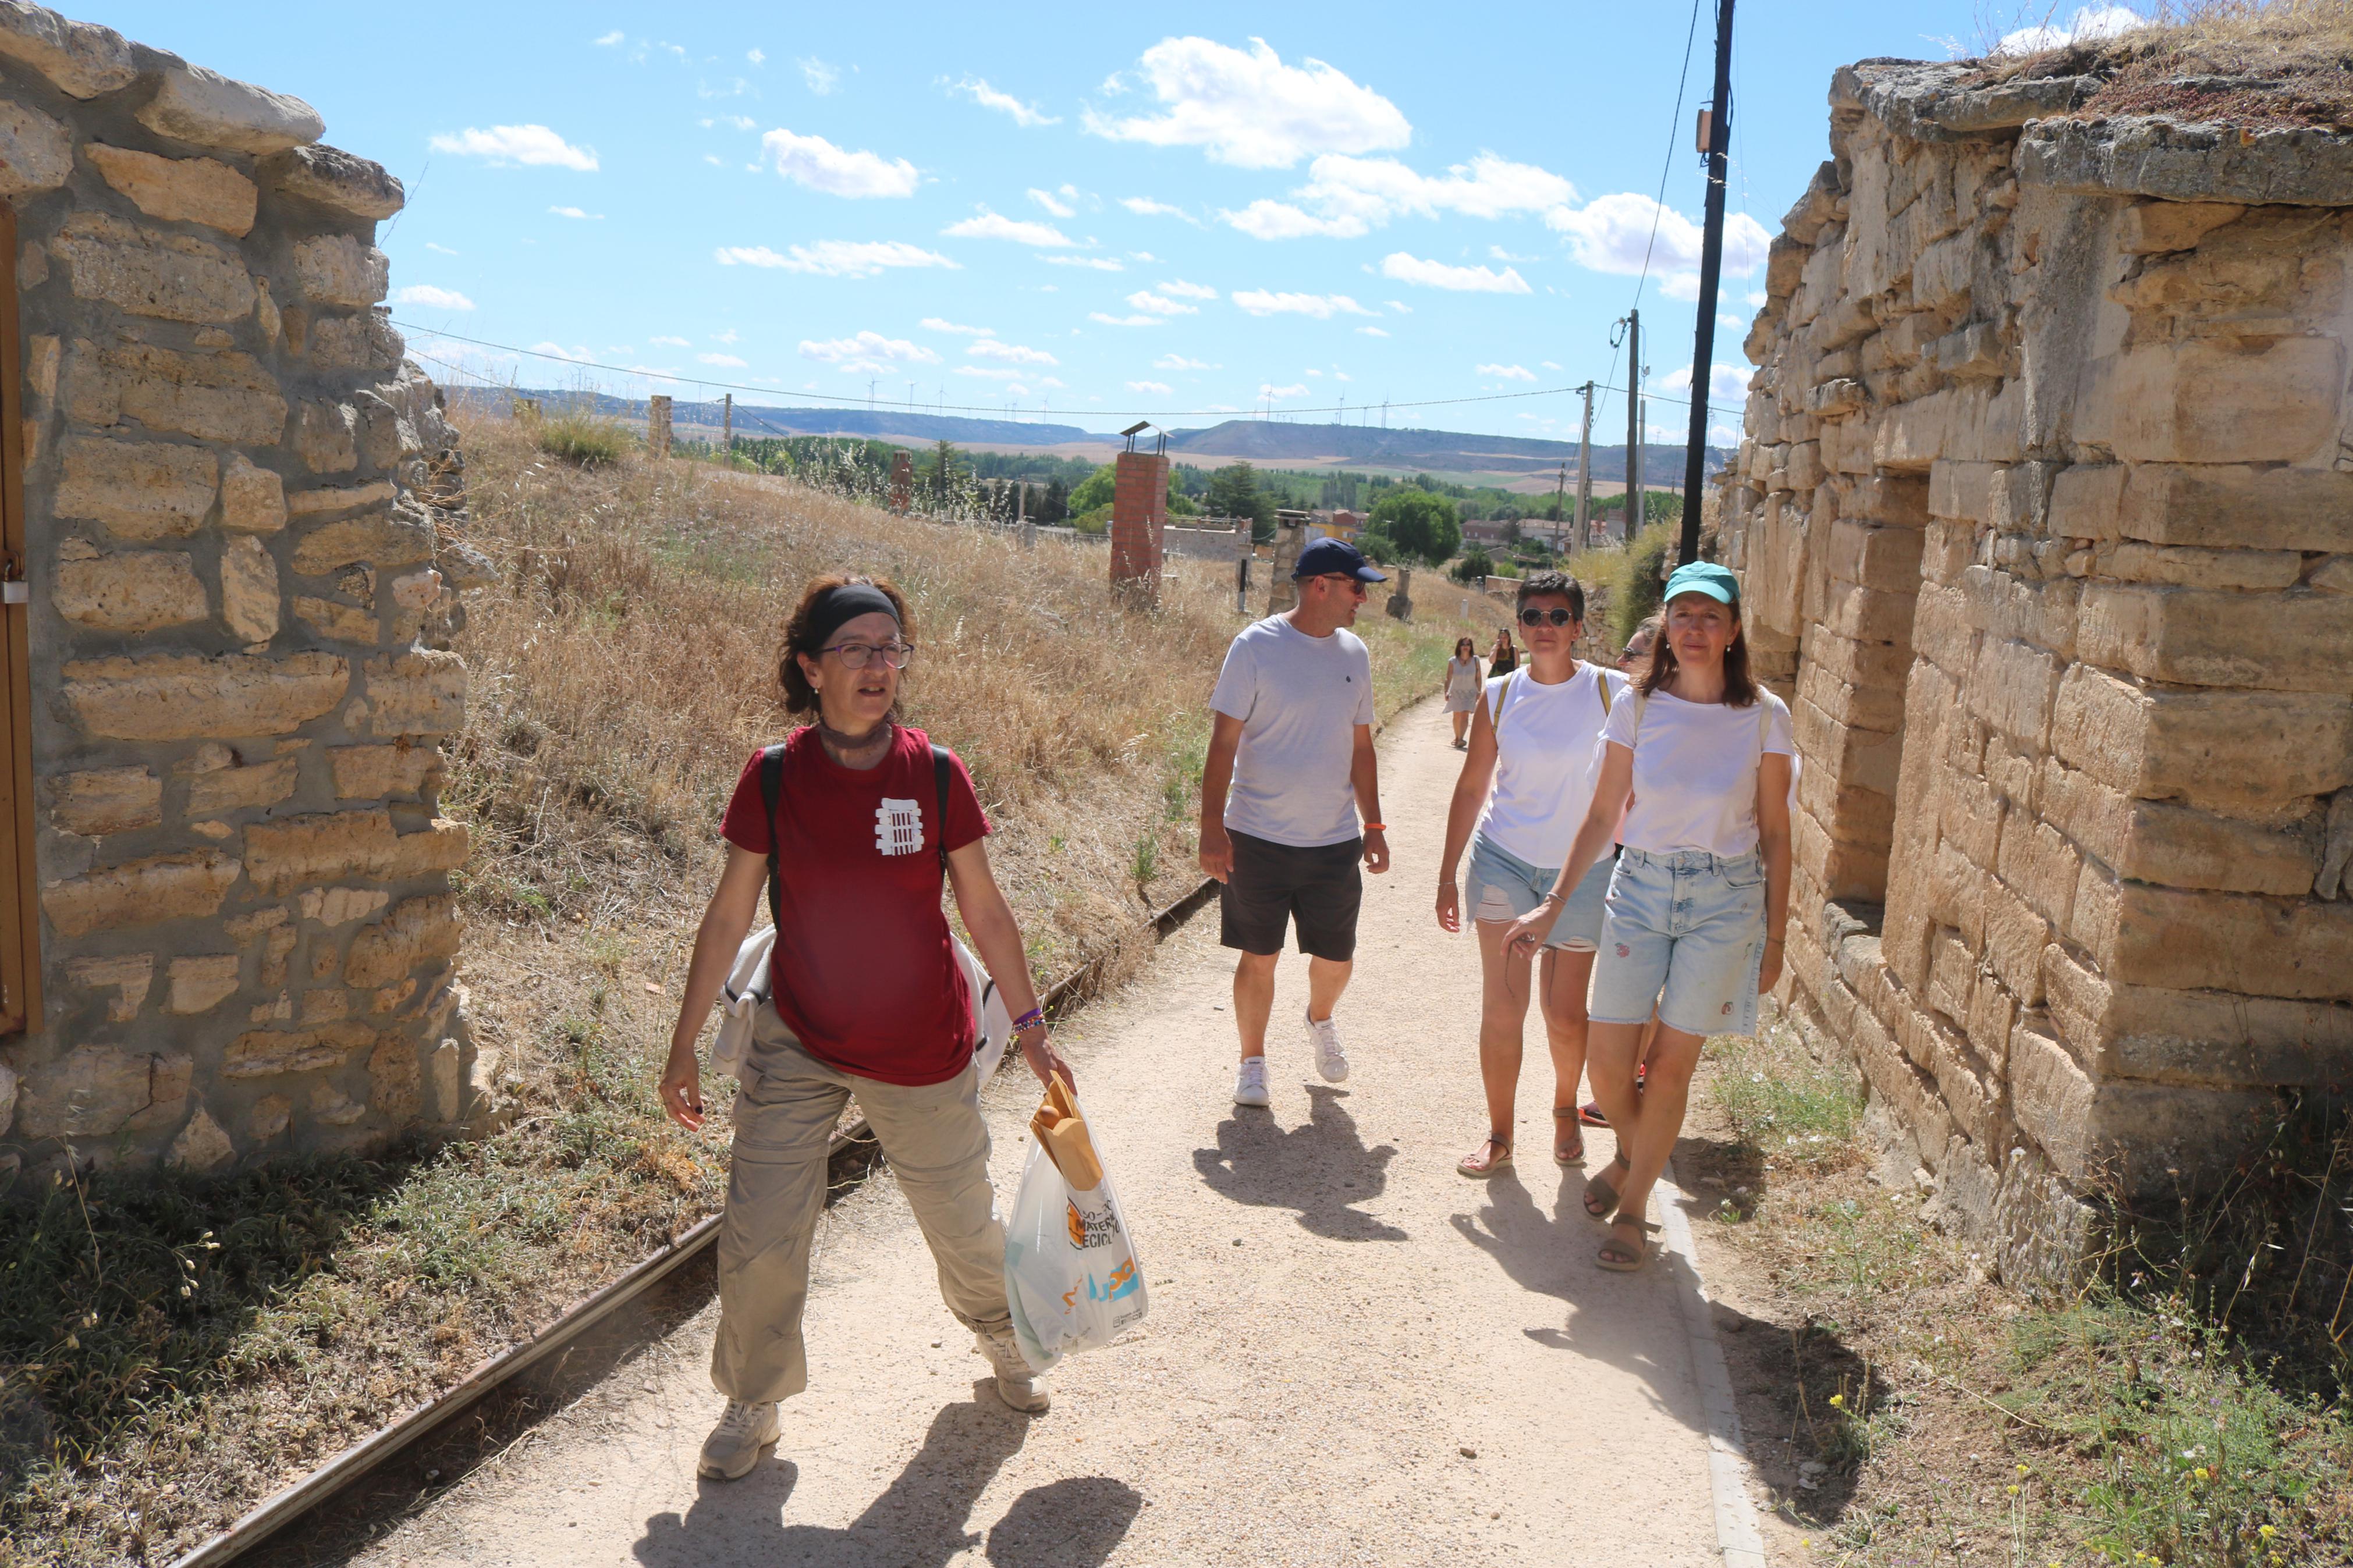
[359,696,1763,1568]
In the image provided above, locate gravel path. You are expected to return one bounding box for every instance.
[359,696,1754,1567]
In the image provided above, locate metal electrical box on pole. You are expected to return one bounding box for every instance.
[1679,0,1738,567]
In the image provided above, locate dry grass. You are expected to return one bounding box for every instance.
[0,413,1463,1567]
[1985,0,2353,128]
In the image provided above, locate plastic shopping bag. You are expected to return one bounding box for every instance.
[1002,1074,1149,1371]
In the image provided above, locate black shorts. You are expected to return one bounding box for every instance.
[1219,829,1364,961]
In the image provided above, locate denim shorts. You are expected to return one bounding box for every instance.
[1464,830,1612,951]
[1589,847,1768,1036]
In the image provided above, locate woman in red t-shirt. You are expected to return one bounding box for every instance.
[656,573,1073,1481]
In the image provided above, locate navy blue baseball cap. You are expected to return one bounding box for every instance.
[1292,536,1388,583]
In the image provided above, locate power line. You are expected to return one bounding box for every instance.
[395,321,1746,424]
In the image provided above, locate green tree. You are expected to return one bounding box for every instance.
[1355,525,1399,564]
[1206,462,1278,542]
[923,438,961,505]
[1451,546,1495,584]
[1037,478,1068,524]
[1069,462,1116,515]
[1369,488,1462,566]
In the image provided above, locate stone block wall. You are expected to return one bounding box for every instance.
[1109,450,1166,594]
[1723,58,2353,1285]
[0,5,485,1180]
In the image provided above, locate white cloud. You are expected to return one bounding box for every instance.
[1083,37,1411,169]
[1541,360,1561,369]
[594,30,624,46]
[1997,5,2146,53]
[921,317,993,335]
[1354,325,1389,337]
[1126,290,1197,317]
[1089,312,1162,327]
[1157,279,1217,300]
[953,77,1059,127]
[798,56,840,94]
[531,342,595,363]
[1232,289,1374,318]
[747,47,765,65]
[1028,187,1077,217]
[1379,253,1531,293]
[798,331,939,365]
[711,328,740,344]
[1385,299,1411,312]
[716,240,957,278]
[428,125,598,171]
[1305,368,1322,377]
[1661,361,1752,404]
[651,334,691,347]
[715,113,756,131]
[1041,254,1123,271]
[1126,379,1174,394]
[760,129,919,198]
[1223,151,1577,240]
[548,205,604,219]
[1719,312,1748,329]
[393,284,474,310]
[1259,382,1309,400]
[1477,363,1536,381]
[425,241,459,256]
[943,209,1073,246]
[968,339,1059,365]
[1121,195,1199,224]
[1545,192,1772,284]
[698,352,749,367]
[1490,245,1538,262]
[955,365,1025,381]
[1156,354,1215,369]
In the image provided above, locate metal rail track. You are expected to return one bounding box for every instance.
[167,876,1219,1568]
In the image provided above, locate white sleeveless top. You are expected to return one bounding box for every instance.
[1474,663,1629,867]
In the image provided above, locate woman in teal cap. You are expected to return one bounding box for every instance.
[1502,560,1793,1271]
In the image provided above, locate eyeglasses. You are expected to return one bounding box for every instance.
[1517,607,1577,627]
[1315,574,1368,597]
[822,641,915,670]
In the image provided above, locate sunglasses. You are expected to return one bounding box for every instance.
[1315,574,1369,596]
[1517,607,1577,627]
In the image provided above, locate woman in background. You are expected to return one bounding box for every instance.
[1443,637,1484,749]
[1488,628,1518,677]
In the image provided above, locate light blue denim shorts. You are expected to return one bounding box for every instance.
[1464,830,1612,951]
[1589,847,1768,1036]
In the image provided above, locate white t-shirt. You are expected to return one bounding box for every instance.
[1210,615,1378,848]
[1602,687,1795,858]
[1475,663,1628,867]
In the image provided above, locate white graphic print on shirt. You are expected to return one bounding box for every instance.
[875,797,924,856]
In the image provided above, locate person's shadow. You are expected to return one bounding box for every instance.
[1450,1168,1581,1304]
[633,1393,1142,1567]
[1193,1085,1408,1242]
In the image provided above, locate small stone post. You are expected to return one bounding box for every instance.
[1018,481,1035,550]
[1385,566,1414,622]
[1110,450,1168,601]
[647,395,672,459]
[889,451,914,513]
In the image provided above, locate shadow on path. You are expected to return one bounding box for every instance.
[634,1393,1140,1567]
[1192,1086,1407,1242]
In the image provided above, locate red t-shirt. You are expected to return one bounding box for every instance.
[719,726,991,1086]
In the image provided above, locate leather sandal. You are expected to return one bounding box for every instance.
[1581,1151,1631,1217]
[1597,1213,1661,1272]
[1456,1135,1513,1178]
[1552,1106,1586,1166]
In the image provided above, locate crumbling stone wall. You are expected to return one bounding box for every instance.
[1723,59,2353,1284]
[0,4,486,1179]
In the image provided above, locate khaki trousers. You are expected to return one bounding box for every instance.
[709,1001,1012,1404]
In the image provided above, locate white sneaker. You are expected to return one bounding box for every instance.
[1305,1012,1350,1083]
[697,1399,779,1480]
[975,1322,1050,1413]
[1233,1055,1271,1107]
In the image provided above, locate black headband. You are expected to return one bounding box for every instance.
[801,582,900,651]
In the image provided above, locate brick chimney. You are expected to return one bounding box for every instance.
[1110,450,1167,597]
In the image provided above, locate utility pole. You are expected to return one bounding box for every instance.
[1614,308,1641,545]
[1550,462,1568,555]
[721,392,732,453]
[1574,381,1595,554]
[1680,0,1737,568]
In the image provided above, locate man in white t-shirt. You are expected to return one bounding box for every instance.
[1199,537,1390,1108]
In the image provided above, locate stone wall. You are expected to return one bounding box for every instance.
[1723,58,2353,1285]
[0,4,486,1179]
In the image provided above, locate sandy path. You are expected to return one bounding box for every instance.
[359,696,1754,1568]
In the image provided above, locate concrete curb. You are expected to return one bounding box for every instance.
[1655,1157,1770,1568]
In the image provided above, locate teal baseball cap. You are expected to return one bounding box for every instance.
[1662,560,1741,606]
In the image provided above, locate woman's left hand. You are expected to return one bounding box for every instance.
[1759,938,1784,995]
[1018,1024,1074,1091]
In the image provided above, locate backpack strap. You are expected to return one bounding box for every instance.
[1485,669,1516,737]
[931,743,954,874]
[1595,664,1614,715]
[758,743,787,933]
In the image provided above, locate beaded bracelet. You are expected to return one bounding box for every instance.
[1011,1007,1046,1033]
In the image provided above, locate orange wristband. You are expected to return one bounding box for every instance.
[1361,822,1386,832]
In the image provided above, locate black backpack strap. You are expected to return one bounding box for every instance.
[931,744,953,874]
[759,743,787,932]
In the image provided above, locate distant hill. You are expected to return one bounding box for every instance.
[451,390,1728,481]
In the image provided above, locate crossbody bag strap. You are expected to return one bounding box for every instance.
[1595,663,1613,715]
[758,742,787,934]
[1485,667,1518,737]
[931,743,954,876]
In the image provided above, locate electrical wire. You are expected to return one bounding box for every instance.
[396,322,1747,424]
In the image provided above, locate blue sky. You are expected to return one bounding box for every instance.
[76,2,2146,445]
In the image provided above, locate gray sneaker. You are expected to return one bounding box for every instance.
[697,1398,779,1480]
[975,1322,1050,1413]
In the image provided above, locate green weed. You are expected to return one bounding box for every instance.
[536,412,633,467]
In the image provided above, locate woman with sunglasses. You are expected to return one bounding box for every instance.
[1504,563,1793,1272]
[1443,636,1484,749]
[1435,571,1628,1176]
[657,573,1075,1481]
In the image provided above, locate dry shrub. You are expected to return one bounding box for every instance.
[1985,0,2353,128]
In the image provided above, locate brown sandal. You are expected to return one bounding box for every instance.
[1456,1135,1513,1178]
[1597,1213,1661,1272]
[1581,1152,1631,1217]
[1552,1106,1586,1167]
